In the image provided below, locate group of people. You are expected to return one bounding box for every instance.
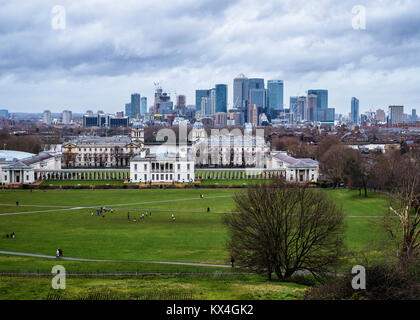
[91,207,115,218]
[5,232,15,239]
[129,211,152,223]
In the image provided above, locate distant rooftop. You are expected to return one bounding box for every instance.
[0,150,35,162]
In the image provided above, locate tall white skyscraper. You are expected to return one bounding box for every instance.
[62,110,72,125]
[43,110,52,125]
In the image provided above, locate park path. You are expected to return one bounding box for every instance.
[0,194,234,216]
[0,250,231,268]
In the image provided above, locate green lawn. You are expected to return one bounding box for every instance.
[0,188,391,271]
[0,275,308,300]
[41,180,126,186]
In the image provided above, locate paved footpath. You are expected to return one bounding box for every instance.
[0,195,234,216]
[0,250,231,268]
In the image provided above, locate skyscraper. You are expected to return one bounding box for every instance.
[195,89,210,112]
[389,105,404,124]
[233,74,249,109]
[43,110,51,125]
[130,93,141,119]
[248,104,258,127]
[140,97,147,115]
[248,78,264,91]
[249,88,266,115]
[308,90,328,110]
[62,110,72,125]
[375,109,385,122]
[351,97,360,124]
[267,80,284,118]
[307,94,318,121]
[215,84,227,113]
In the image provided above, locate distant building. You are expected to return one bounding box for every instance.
[0,109,9,119]
[43,110,52,125]
[215,112,227,127]
[267,80,284,118]
[389,105,404,124]
[233,74,249,109]
[266,151,319,182]
[195,89,211,112]
[62,110,72,125]
[351,97,359,125]
[130,151,195,183]
[375,109,386,122]
[140,97,147,115]
[176,95,186,109]
[308,89,328,110]
[249,88,266,115]
[107,115,129,128]
[247,104,258,127]
[215,84,227,113]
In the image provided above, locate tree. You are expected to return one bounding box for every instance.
[315,135,341,160]
[387,152,420,272]
[343,152,369,197]
[223,181,345,281]
[319,145,358,188]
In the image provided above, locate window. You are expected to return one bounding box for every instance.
[187,164,190,170]
[311,174,314,181]
[152,174,154,180]
[144,174,147,181]
[187,174,190,180]
[134,174,137,180]
[177,164,181,170]
[161,174,164,180]
[178,174,180,180]
[144,164,147,170]
[166,174,168,180]
[170,174,172,180]
[134,164,137,171]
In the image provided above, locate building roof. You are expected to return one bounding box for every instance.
[274,153,318,168]
[66,135,135,146]
[0,150,36,162]
[21,152,54,166]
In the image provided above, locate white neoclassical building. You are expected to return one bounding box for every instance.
[1,151,61,184]
[130,150,195,183]
[266,151,319,182]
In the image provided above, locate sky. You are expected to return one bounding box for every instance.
[0,0,419,115]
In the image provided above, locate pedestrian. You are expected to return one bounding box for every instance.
[16,201,19,206]
[128,212,130,220]
[171,213,176,222]
[102,212,105,218]
[231,256,235,268]
[59,249,63,257]
[90,212,93,217]
[97,209,100,216]
[11,232,15,239]
[56,248,60,258]
[133,218,137,223]
[149,211,152,217]
[207,207,210,212]
[6,234,9,239]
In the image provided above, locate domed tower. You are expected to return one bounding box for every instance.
[131,123,145,144]
[191,121,206,143]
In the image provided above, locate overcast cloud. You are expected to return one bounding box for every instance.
[0,0,419,114]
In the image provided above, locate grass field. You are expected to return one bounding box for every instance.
[0,274,308,300]
[0,187,392,299]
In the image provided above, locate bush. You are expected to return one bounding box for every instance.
[305,264,420,300]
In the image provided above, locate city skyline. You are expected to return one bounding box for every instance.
[1,1,420,114]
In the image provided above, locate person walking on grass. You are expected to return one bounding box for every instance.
[128,211,130,220]
[171,213,176,222]
[16,201,19,206]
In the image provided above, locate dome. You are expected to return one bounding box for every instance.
[193,121,204,129]
[132,122,145,129]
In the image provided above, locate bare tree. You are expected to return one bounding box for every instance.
[387,152,420,272]
[223,181,345,281]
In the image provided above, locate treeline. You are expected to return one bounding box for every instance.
[0,130,44,154]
